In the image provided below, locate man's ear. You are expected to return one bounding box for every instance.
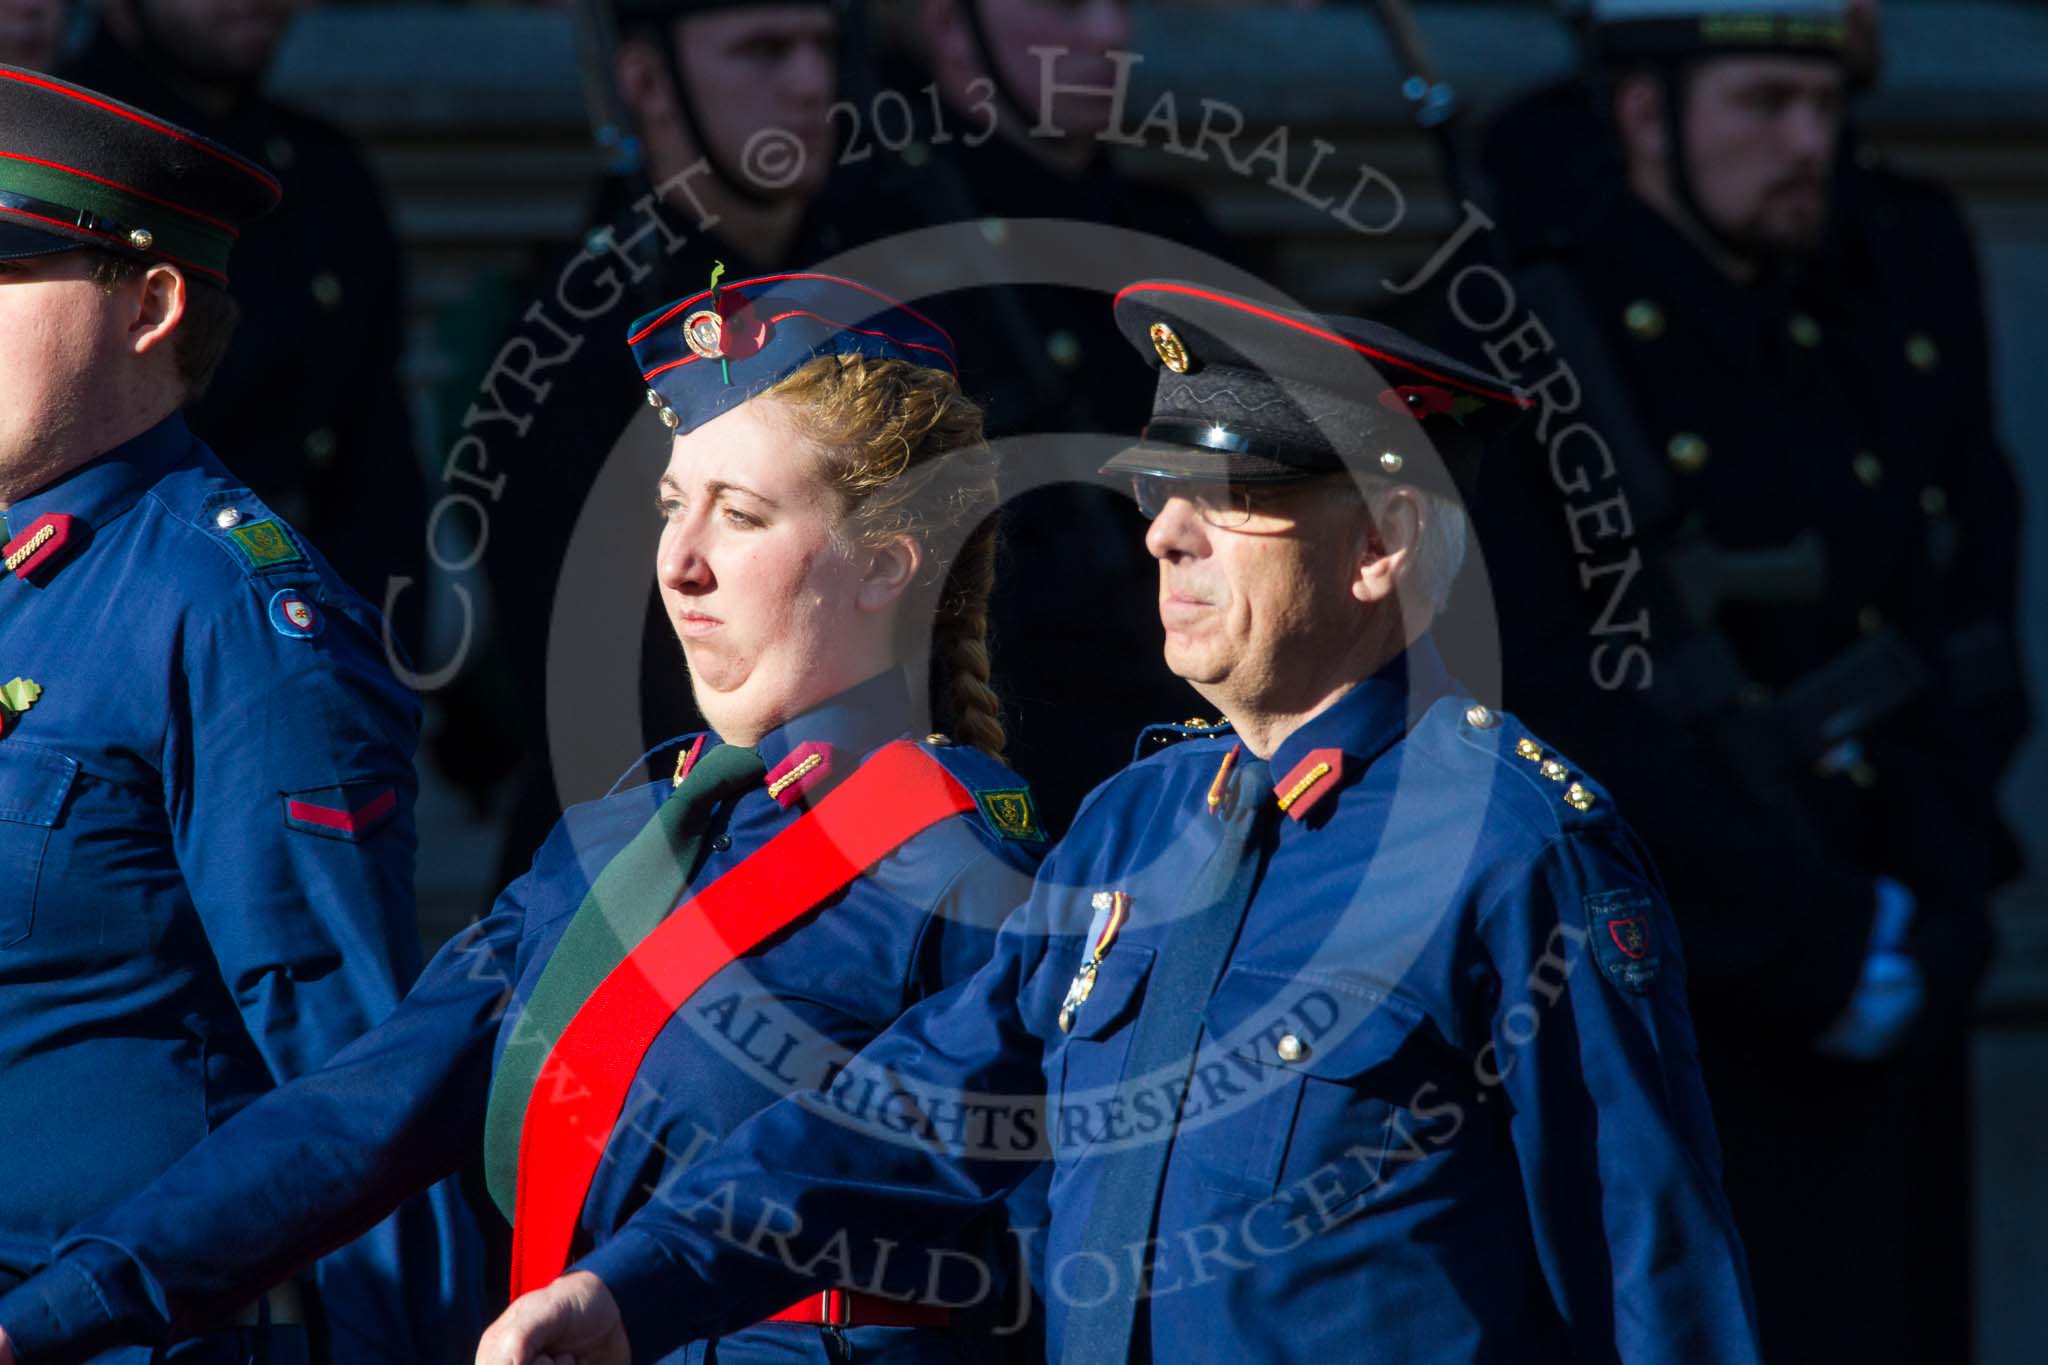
[1355,487,1422,606]
[130,265,186,361]
[616,33,674,127]
[1613,73,1667,171]
[857,534,924,613]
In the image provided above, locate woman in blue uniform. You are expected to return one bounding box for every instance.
[0,274,1047,1365]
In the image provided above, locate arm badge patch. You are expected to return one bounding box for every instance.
[284,782,399,842]
[976,787,1046,842]
[1584,888,1660,994]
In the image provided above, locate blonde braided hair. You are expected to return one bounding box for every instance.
[763,353,1008,760]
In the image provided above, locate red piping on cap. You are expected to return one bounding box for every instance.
[628,272,956,350]
[1114,282,1532,408]
[0,69,282,202]
[0,150,240,235]
[0,203,228,283]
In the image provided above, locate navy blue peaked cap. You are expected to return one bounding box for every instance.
[1105,280,1531,504]
[628,272,958,436]
[0,63,280,284]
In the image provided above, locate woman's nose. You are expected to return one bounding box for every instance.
[656,515,713,591]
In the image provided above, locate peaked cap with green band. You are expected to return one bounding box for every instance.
[0,63,281,285]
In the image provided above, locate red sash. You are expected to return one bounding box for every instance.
[509,740,976,1295]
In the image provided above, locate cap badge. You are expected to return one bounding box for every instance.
[1149,322,1192,374]
[682,308,725,361]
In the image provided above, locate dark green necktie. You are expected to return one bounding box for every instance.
[1062,757,1276,1365]
[481,742,767,1218]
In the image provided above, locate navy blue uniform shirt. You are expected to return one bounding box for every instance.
[0,670,1043,1364]
[0,415,483,1361]
[571,639,1762,1364]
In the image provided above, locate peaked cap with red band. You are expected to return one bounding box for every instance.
[0,63,281,284]
[1105,280,1532,504]
[629,272,958,437]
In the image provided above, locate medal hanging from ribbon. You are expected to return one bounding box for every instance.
[1059,891,1130,1033]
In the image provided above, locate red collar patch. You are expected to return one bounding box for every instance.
[3,513,79,583]
[1274,747,1345,823]
[764,740,837,808]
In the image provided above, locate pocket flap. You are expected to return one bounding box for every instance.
[0,742,77,827]
[1202,965,1426,1081]
[1064,944,1156,1040]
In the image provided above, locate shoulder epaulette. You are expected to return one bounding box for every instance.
[1454,703,1608,824]
[197,492,308,576]
[918,736,1047,843]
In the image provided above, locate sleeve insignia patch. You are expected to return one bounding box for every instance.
[284,782,399,842]
[1584,888,1660,994]
[227,518,305,570]
[977,787,1047,842]
[267,588,324,640]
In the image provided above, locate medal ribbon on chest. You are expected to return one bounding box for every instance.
[1059,891,1130,1034]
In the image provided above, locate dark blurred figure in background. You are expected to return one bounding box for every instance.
[0,0,63,69]
[1401,2,2027,1362]
[861,0,1237,835]
[462,0,851,888]
[62,0,429,657]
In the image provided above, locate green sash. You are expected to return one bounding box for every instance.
[480,742,765,1218]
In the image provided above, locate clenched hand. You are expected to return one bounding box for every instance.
[475,1271,629,1365]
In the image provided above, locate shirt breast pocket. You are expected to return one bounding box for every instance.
[1050,945,1156,1153]
[0,742,79,949]
[1186,968,1427,1210]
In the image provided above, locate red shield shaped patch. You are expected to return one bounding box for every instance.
[1585,889,1661,994]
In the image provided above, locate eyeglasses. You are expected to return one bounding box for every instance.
[1129,474,1254,528]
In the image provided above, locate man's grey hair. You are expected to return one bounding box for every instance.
[1356,475,1470,617]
